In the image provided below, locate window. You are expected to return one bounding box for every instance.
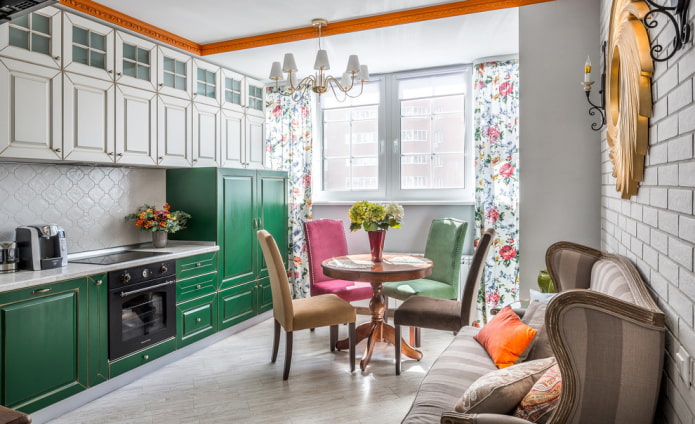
[196,68,216,98]
[8,13,51,55]
[162,56,187,90]
[314,67,472,203]
[72,26,106,69]
[224,77,242,105]
[248,85,263,111]
[122,43,150,80]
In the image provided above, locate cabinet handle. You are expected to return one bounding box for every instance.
[196,318,202,323]
[159,156,164,160]
[33,288,51,294]
[196,262,201,267]
[117,153,124,157]
[117,72,123,77]
[196,284,202,289]
[107,152,114,155]
[192,158,198,162]
[143,354,149,360]
[96,280,103,286]
[159,83,164,87]
[54,56,60,60]
[54,148,62,153]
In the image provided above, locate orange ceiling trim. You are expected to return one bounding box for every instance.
[59,0,201,54]
[200,0,555,55]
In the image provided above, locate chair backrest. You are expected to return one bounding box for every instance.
[257,230,294,329]
[423,218,468,288]
[460,228,495,325]
[303,219,349,286]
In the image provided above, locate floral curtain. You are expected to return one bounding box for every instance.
[265,87,313,298]
[473,59,520,324]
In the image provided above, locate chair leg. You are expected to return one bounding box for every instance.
[330,325,338,352]
[395,323,402,375]
[409,327,415,346]
[415,327,421,348]
[271,319,281,363]
[383,295,388,324]
[283,331,293,380]
[349,321,356,373]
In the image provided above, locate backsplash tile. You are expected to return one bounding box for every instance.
[0,163,166,253]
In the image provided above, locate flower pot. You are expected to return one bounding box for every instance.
[152,231,168,248]
[368,231,386,262]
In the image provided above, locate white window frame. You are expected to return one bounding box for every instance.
[312,65,474,204]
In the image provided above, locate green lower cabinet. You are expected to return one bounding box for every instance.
[0,278,89,413]
[257,277,273,314]
[87,274,108,387]
[109,339,176,379]
[176,293,218,348]
[218,281,256,330]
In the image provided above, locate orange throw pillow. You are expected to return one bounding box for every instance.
[475,306,537,368]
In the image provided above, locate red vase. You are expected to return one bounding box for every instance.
[368,231,386,262]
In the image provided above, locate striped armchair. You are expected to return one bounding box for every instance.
[436,241,665,424]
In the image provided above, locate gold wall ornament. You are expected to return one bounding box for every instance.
[606,0,653,199]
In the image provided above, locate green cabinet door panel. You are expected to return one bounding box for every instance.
[166,167,221,243]
[177,293,217,348]
[87,274,108,387]
[256,172,288,280]
[257,277,273,314]
[0,279,88,413]
[222,172,255,287]
[218,282,255,330]
[176,252,218,281]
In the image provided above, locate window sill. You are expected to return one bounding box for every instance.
[311,199,476,207]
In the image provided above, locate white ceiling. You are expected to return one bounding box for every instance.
[92,0,519,80]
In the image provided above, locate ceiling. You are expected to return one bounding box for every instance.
[90,0,519,80]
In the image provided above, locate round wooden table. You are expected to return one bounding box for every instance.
[321,254,433,371]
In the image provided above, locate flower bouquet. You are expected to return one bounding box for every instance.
[125,203,191,247]
[348,201,404,261]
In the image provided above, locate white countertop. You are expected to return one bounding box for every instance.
[0,241,219,293]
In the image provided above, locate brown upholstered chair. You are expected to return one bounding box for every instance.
[393,228,495,375]
[257,230,356,380]
[0,406,30,424]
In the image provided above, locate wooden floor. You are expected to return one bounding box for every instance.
[45,317,454,424]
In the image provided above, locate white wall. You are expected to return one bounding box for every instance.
[518,0,602,296]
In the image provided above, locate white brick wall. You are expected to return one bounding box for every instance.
[600,0,695,421]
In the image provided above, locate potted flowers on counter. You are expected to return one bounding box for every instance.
[348,201,404,262]
[125,203,191,248]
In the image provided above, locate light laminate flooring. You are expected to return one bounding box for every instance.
[45,318,454,424]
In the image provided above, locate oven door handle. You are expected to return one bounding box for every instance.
[120,279,176,298]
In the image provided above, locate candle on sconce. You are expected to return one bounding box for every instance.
[584,56,592,82]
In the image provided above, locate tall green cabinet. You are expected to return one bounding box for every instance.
[167,167,288,330]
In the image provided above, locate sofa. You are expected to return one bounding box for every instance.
[402,241,666,424]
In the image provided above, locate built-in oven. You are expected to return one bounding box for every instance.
[107,259,176,360]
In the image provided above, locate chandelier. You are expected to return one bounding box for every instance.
[268,19,369,102]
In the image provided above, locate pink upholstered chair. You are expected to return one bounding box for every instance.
[304,219,373,302]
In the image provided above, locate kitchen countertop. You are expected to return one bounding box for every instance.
[0,241,219,293]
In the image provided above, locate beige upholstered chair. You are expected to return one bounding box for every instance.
[393,228,495,375]
[256,230,356,380]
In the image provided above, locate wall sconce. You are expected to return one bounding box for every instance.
[582,42,607,131]
[643,0,691,61]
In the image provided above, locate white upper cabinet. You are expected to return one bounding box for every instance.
[62,12,114,81]
[157,94,192,167]
[245,76,265,118]
[220,68,244,112]
[0,6,61,69]
[63,72,114,163]
[116,85,157,165]
[0,58,62,160]
[157,45,191,99]
[115,31,157,91]
[245,112,265,169]
[220,74,266,169]
[192,58,219,107]
[220,107,244,168]
[192,102,220,167]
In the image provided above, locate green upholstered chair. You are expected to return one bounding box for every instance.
[382,218,468,346]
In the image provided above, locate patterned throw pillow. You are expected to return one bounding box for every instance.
[474,306,538,368]
[513,364,562,423]
[455,357,556,414]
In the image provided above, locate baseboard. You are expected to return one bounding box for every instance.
[30,311,273,424]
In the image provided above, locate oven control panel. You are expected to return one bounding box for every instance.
[108,259,176,288]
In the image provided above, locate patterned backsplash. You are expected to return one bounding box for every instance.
[0,162,166,253]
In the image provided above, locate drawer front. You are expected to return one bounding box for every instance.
[109,338,176,379]
[177,293,217,348]
[218,281,256,330]
[176,252,218,280]
[176,272,217,303]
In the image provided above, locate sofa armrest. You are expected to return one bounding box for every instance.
[545,289,665,424]
[441,412,532,424]
[0,405,31,424]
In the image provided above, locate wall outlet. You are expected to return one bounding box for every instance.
[675,346,692,386]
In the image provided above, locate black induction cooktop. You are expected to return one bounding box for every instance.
[69,250,170,265]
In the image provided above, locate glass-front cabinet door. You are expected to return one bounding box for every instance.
[245,76,265,118]
[115,31,157,91]
[221,68,244,112]
[62,12,114,81]
[157,45,191,99]
[0,6,61,69]
[192,58,219,107]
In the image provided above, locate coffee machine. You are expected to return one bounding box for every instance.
[15,225,68,271]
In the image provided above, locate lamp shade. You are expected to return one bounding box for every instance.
[269,61,283,80]
[313,49,330,70]
[357,65,370,82]
[341,72,353,89]
[345,55,360,74]
[282,53,298,72]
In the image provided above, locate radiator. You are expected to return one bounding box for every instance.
[458,255,474,301]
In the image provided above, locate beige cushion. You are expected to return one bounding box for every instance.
[291,294,356,331]
[455,357,556,414]
[521,301,554,361]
